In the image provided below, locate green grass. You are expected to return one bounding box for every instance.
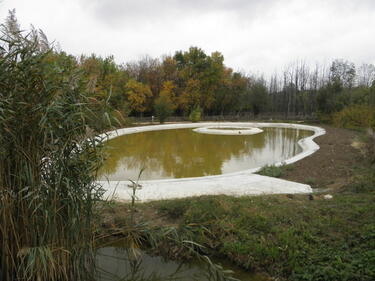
[149,162,375,281]
[257,164,293,178]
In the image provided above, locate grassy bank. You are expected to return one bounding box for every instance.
[101,184,375,280]
[150,189,374,280]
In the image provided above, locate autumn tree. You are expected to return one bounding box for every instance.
[154,81,177,123]
[162,55,179,82]
[174,47,225,113]
[213,67,236,115]
[179,79,201,113]
[125,79,152,115]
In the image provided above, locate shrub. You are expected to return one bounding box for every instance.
[257,165,284,178]
[154,95,173,124]
[333,105,375,130]
[189,106,202,122]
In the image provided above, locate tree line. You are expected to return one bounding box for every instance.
[5,10,375,124]
[81,52,375,122]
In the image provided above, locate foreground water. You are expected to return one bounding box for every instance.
[99,127,313,181]
[95,247,269,281]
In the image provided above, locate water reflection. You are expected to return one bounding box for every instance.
[99,128,312,181]
[95,247,225,281]
[95,247,262,281]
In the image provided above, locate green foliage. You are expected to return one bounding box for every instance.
[333,105,375,130]
[305,177,317,187]
[0,22,105,281]
[154,95,173,123]
[257,165,290,178]
[155,190,375,281]
[316,81,344,114]
[153,81,176,123]
[248,80,269,116]
[189,106,202,122]
[174,47,225,112]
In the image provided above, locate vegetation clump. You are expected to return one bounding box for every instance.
[333,105,375,129]
[0,15,106,281]
[189,106,202,122]
[154,81,176,123]
[257,165,292,178]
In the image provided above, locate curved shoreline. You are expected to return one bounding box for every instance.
[98,122,326,201]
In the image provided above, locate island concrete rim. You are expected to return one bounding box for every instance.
[193,126,263,135]
[99,122,326,183]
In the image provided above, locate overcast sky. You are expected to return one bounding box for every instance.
[1,0,375,76]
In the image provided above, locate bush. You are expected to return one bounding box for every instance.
[333,105,375,130]
[154,95,173,124]
[189,106,202,122]
[257,165,284,178]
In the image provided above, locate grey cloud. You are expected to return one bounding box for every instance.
[2,0,375,76]
[78,0,375,27]
[78,0,280,26]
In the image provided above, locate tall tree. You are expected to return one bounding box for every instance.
[125,79,152,114]
[330,59,356,89]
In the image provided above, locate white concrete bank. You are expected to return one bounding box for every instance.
[193,126,263,135]
[98,122,326,202]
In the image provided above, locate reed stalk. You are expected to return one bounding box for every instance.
[0,25,105,281]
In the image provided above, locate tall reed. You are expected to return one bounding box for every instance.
[0,25,105,280]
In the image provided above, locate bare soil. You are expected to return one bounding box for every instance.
[280,125,363,190]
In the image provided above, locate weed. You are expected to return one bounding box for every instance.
[305,177,317,186]
[257,165,285,178]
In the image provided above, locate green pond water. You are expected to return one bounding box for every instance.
[99,127,313,181]
[95,247,269,281]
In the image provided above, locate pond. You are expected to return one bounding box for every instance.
[99,127,313,181]
[95,247,270,281]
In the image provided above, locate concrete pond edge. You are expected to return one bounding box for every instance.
[98,122,326,202]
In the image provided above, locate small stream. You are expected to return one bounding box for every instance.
[95,247,269,281]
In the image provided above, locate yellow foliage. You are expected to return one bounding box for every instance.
[125,79,152,113]
[179,79,201,111]
[159,81,177,110]
[333,105,375,129]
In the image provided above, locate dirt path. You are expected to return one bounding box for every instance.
[281,125,362,190]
